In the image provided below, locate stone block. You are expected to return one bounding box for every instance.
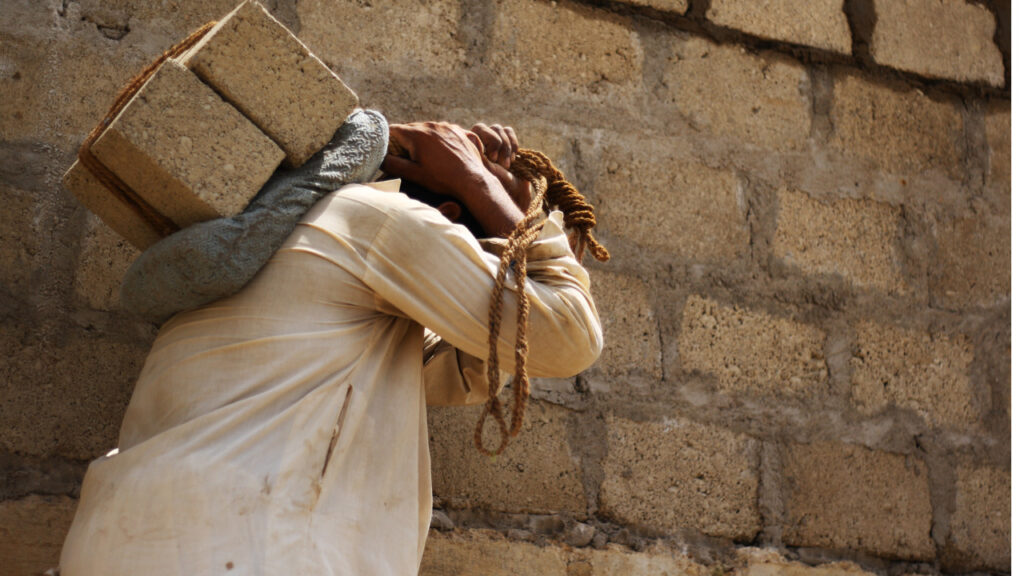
[73,215,140,310]
[781,442,934,560]
[297,0,465,76]
[930,210,1010,309]
[590,144,748,261]
[0,184,40,296]
[679,296,827,397]
[89,59,284,231]
[0,35,55,143]
[707,0,851,54]
[872,0,1004,86]
[178,0,358,167]
[0,324,149,459]
[588,270,661,380]
[428,399,586,517]
[63,161,164,251]
[830,71,962,178]
[947,465,1010,571]
[420,529,566,576]
[600,415,760,539]
[985,101,1010,187]
[617,0,690,16]
[488,0,642,101]
[587,545,709,576]
[774,189,906,294]
[664,35,811,151]
[851,321,975,429]
[0,495,78,576]
[738,548,875,576]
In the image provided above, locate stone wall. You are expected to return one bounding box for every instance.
[0,0,1010,574]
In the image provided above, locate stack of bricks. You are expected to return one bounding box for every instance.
[62,0,359,250]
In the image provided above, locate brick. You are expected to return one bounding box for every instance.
[872,0,1004,87]
[782,442,934,560]
[0,324,149,459]
[617,0,689,16]
[930,211,1010,308]
[588,270,661,380]
[707,0,851,54]
[664,35,811,151]
[679,296,827,397]
[488,0,642,100]
[831,71,962,178]
[298,0,465,76]
[0,184,40,295]
[774,189,906,294]
[90,60,285,229]
[428,399,586,517]
[587,545,709,576]
[0,35,53,143]
[851,321,975,428]
[73,215,140,310]
[591,145,748,261]
[985,101,1010,187]
[947,465,1010,571]
[600,415,760,539]
[178,0,358,167]
[0,495,77,576]
[63,161,164,250]
[420,529,566,576]
[738,548,875,576]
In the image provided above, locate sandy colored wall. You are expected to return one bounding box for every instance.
[0,0,1010,574]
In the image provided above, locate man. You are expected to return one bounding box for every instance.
[60,119,603,575]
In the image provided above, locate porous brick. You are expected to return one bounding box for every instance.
[774,189,906,294]
[851,321,975,429]
[0,324,149,459]
[297,0,465,76]
[428,399,586,518]
[0,183,40,295]
[600,415,760,539]
[73,215,140,311]
[591,145,748,261]
[782,442,934,560]
[420,529,566,576]
[178,0,358,167]
[617,0,690,16]
[588,270,661,380]
[947,465,1010,571]
[679,296,827,397]
[930,211,1010,309]
[707,0,851,54]
[488,0,642,100]
[738,548,875,576]
[63,161,164,250]
[830,71,962,178]
[872,0,1004,86]
[587,545,709,576]
[664,35,811,151]
[0,495,77,576]
[90,60,285,229]
[985,101,1011,187]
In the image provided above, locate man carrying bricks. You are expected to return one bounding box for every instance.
[60,115,603,575]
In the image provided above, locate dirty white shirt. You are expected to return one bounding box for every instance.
[60,181,603,576]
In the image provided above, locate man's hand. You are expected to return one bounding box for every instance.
[469,124,532,212]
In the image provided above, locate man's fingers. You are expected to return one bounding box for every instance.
[489,124,513,169]
[465,131,486,156]
[387,124,420,160]
[470,123,502,164]
[502,126,519,158]
[381,154,428,185]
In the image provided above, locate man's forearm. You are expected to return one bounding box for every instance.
[455,171,526,238]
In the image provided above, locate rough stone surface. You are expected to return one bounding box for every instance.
[420,529,566,576]
[0,324,149,459]
[601,415,760,539]
[0,495,77,576]
[488,0,642,101]
[297,0,465,76]
[590,144,748,261]
[588,270,661,380]
[850,321,975,428]
[73,215,139,311]
[178,0,358,167]
[91,60,285,229]
[985,101,1011,187]
[617,0,690,16]
[0,184,40,296]
[830,71,963,178]
[738,548,876,576]
[63,161,164,250]
[587,544,709,575]
[930,209,1011,309]
[707,0,852,54]
[679,296,827,397]
[428,399,587,518]
[774,189,906,294]
[664,35,812,152]
[782,442,934,559]
[872,0,1004,86]
[947,465,1010,571]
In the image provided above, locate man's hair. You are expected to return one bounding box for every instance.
[397,179,487,238]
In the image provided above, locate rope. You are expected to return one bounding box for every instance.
[77,21,218,238]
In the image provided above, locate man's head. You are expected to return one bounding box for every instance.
[396,177,488,238]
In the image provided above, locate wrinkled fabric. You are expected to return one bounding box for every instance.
[61,181,603,576]
[120,109,389,323]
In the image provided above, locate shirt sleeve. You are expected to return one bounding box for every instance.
[362,193,603,379]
